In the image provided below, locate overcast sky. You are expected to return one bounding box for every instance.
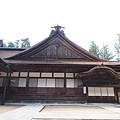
[0,0,120,51]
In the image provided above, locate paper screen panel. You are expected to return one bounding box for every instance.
[56,79,64,87]
[95,87,101,96]
[0,72,7,76]
[20,72,28,77]
[11,72,19,77]
[66,73,74,78]
[83,87,86,94]
[66,79,74,88]
[29,72,40,77]
[47,79,55,87]
[29,79,38,87]
[18,78,26,87]
[41,73,52,77]
[54,73,64,77]
[108,87,114,96]
[38,79,46,87]
[101,87,108,96]
[88,87,94,96]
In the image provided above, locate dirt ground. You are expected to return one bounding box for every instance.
[0,105,22,114]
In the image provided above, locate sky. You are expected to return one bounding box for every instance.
[0,0,120,52]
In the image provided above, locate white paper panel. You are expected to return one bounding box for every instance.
[83,87,86,94]
[88,87,94,96]
[66,79,74,88]
[101,87,107,96]
[66,73,73,78]
[0,72,7,76]
[11,72,19,77]
[29,79,38,87]
[20,72,28,77]
[56,79,64,87]
[0,78,3,86]
[18,78,26,87]
[95,87,101,96]
[47,79,55,87]
[38,79,46,87]
[54,73,64,77]
[29,72,40,77]
[41,73,52,77]
[108,87,114,96]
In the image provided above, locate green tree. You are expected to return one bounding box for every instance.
[89,41,100,57]
[114,34,120,61]
[21,38,30,48]
[8,41,15,48]
[99,44,114,60]
[15,40,20,48]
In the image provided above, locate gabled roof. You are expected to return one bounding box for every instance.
[0,58,10,72]
[6,26,105,62]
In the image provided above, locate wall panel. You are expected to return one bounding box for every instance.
[66,79,74,88]
[47,79,55,87]
[38,79,46,87]
[18,78,26,87]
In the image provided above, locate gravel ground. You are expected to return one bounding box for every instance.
[42,105,115,114]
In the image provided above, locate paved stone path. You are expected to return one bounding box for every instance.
[0,103,120,120]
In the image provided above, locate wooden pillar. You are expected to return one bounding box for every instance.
[64,73,66,93]
[2,67,10,105]
[26,72,29,93]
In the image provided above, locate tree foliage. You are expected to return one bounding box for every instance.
[114,34,120,61]
[5,38,30,48]
[15,40,20,48]
[21,38,30,48]
[8,41,15,48]
[99,44,114,60]
[89,41,100,57]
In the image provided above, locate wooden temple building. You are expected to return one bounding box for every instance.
[0,25,120,104]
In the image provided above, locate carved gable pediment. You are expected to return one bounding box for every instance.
[30,38,83,59]
[6,31,104,62]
